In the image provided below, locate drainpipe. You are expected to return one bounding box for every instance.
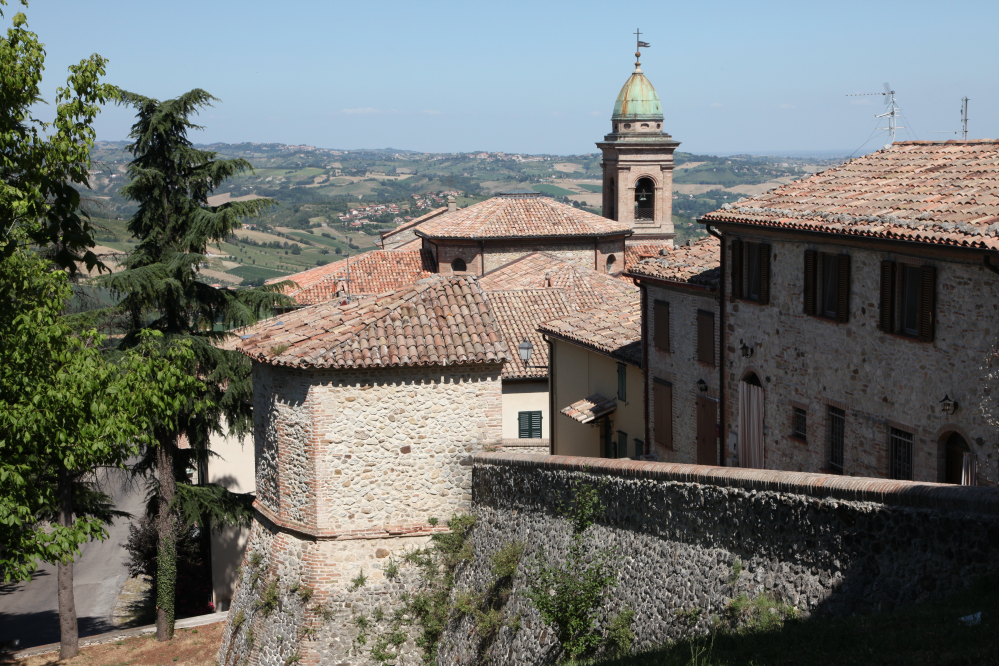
[545,334,556,455]
[706,223,726,466]
[636,279,650,455]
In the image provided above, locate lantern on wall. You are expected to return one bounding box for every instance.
[940,394,958,415]
[740,339,754,358]
[697,378,709,394]
[518,339,534,364]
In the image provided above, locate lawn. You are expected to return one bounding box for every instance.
[593,576,999,666]
[578,183,603,193]
[533,184,579,197]
[227,265,290,280]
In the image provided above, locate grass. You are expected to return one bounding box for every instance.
[578,184,603,193]
[533,184,579,197]
[591,576,999,666]
[228,265,290,280]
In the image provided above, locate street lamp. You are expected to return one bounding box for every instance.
[518,339,534,364]
[740,339,754,358]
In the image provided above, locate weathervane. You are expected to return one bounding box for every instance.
[634,29,650,68]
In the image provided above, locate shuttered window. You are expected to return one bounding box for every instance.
[807,251,850,323]
[730,239,743,302]
[653,379,673,450]
[826,406,845,472]
[744,242,771,305]
[803,249,817,315]
[878,260,896,332]
[517,411,542,439]
[891,262,936,342]
[633,438,645,457]
[835,254,850,323]
[918,265,936,342]
[697,310,715,367]
[758,243,771,305]
[616,430,629,458]
[653,300,670,352]
[616,363,627,402]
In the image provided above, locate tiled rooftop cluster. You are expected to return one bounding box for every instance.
[560,394,619,424]
[416,193,631,240]
[486,289,575,379]
[624,241,674,270]
[703,141,999,249]
[627,235,721,288]
[238,275,507,369]
[267,250,437,306]
[539,287,642,366]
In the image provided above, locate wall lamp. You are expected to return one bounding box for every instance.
[697,378,709,394]
[518,338,534,364]
[940,394,958,415]
[739,339,754,358]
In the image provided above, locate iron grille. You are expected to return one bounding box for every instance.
[889,427,913,480]
[635,207,654,221]
[827,406,845,471]
[792,407,807,441]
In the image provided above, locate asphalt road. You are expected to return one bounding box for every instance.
[0,471,147,650]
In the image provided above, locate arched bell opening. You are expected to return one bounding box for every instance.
[635,177,655,221]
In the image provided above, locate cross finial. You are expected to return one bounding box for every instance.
[634,29,650,69]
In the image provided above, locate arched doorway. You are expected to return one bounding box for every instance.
[451,257,467,273]
[738,372,764,468]
[944,432,975,485]
[635,177,655,221]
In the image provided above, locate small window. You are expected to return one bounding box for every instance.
[826,406,845,471]
[746,243,761,301]
[820,254,838,318]
[606,254,617,272]
[616,430,628,458]
[697,310,715,366]
[792,407,807,441]
[889,427,913,480]
[633,438,644,457]
[517,411,542,439]
[451,257,467,273]
[616,362,627,402]
[899,265,921,337]
[653,300,670,352]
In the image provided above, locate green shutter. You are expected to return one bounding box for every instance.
[518,411,542,439]
[617,431,628,458]
[617,362,627,402]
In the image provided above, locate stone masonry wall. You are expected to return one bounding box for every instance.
[439,453,999,665]
[723,234,999,484]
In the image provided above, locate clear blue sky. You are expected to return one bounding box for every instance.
[23,0,999,156]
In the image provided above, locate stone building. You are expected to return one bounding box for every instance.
[597,48,679,245]
[217,275,507,665]
[700,140,999,485]
[627,236,722,463]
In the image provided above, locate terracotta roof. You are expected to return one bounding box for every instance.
[627,235,721,288]
[539,289,642,366]
[379,207,447,248]
[561,394,617,424]
[480,252,638,311]
[486,289,576,379]
[702,140,999,250]
[416,192,631,240]
[267,250,437,306]
[237,275,507,369]
[625,241,674,270]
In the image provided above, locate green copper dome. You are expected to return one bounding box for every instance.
[612,66,663,121]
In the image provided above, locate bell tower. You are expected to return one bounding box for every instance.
[596,39,680,245]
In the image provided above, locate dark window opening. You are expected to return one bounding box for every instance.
[616,430,629,458]
[451,257,467,273]
[606,254,617,272]
[653,300,670,352]
[616,362,627,402]
[654,379,673,450]
[900,264,921,337]
[746,243,761,301]
[635,177,655,221]
[633,438,644,458]
[821,254,838,318]
[697,310,715,366]
[517,411,542,439]
[889,426,914,480]
[792,407,807,441]
[944,432,971,485]
[826,406,845,472]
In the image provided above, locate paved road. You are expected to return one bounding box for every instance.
[0,470,147,650]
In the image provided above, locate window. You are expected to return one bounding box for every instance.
[697,310,715,366]
[633,438,645,457]
[820,254,838,318]
[653,300,670,351]
[517,411,542,439]
[792,407,807,441]
[606,254,617,272]
[617,430,629,458]
[617,363,627,402]
[804,250,850,322]
[826,406,845,472]
[731,240,770,304]
[635,177,655,220]
[653,379,673,450]
[879,261,935,342]
[451,257,467,272]
[889,427,914,480]
[746,243,761,301]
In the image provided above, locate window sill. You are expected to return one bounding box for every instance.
[819,465,843,475]
[697,361,716,369]
[884,331,929,344]
[788,435,808,445]
[809,314,846,325]
[737,298,766,306]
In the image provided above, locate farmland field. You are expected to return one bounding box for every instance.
[228,265,291,280]
[578,183,603,193]
[532,184,578,197]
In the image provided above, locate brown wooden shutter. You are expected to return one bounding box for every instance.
[653,300,670,352]
[697,310,715,366]
[696,396,718,465]
[654,379,673,450]
[879,260,896,332]
[803,249,817,315]
[918,265,936,342]
[758,243,771,305]
[835,254,851,323]
[730,239,743,302]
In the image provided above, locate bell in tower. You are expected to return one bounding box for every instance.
[596,36,680,245]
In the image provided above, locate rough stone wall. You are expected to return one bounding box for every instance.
[645,283,721,462]
[482,242,603,273]
[434,241,483,276]
[439,453,999,665]
[723,234,999,484]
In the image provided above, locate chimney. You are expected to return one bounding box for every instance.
[447,195,457,213]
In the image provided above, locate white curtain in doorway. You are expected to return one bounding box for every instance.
[962,452,978,486]
[738,382,765,469]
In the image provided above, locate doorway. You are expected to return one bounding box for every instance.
[696,396,717,465]
[944,432,975,485]
[738,373,764,468]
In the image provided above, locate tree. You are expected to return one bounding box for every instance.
[0,2,119,273]
[97,89,291,640]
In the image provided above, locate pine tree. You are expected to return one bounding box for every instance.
[98,89,291,640]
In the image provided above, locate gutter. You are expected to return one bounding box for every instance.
[705,223,726,466]
[544,333,556,455]
[624,271,718,295]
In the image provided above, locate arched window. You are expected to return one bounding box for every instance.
[451,257,467,273]
[606,254,617,273]
[635,177,655,221]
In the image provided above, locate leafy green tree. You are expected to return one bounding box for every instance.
[98,89,290,640]
[0,1,119,273]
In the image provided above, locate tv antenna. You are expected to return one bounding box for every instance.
[929,97,969,140]
[847,82,905,148]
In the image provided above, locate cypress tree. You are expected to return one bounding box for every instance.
[99,89,292,641]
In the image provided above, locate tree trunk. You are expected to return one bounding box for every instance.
[156,442,177,642]
[57,468,79,660]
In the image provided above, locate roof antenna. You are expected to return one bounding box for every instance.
[929,97,969,140]
[847,82,906,148]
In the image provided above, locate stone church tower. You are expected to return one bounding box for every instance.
[597,48,680,245]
